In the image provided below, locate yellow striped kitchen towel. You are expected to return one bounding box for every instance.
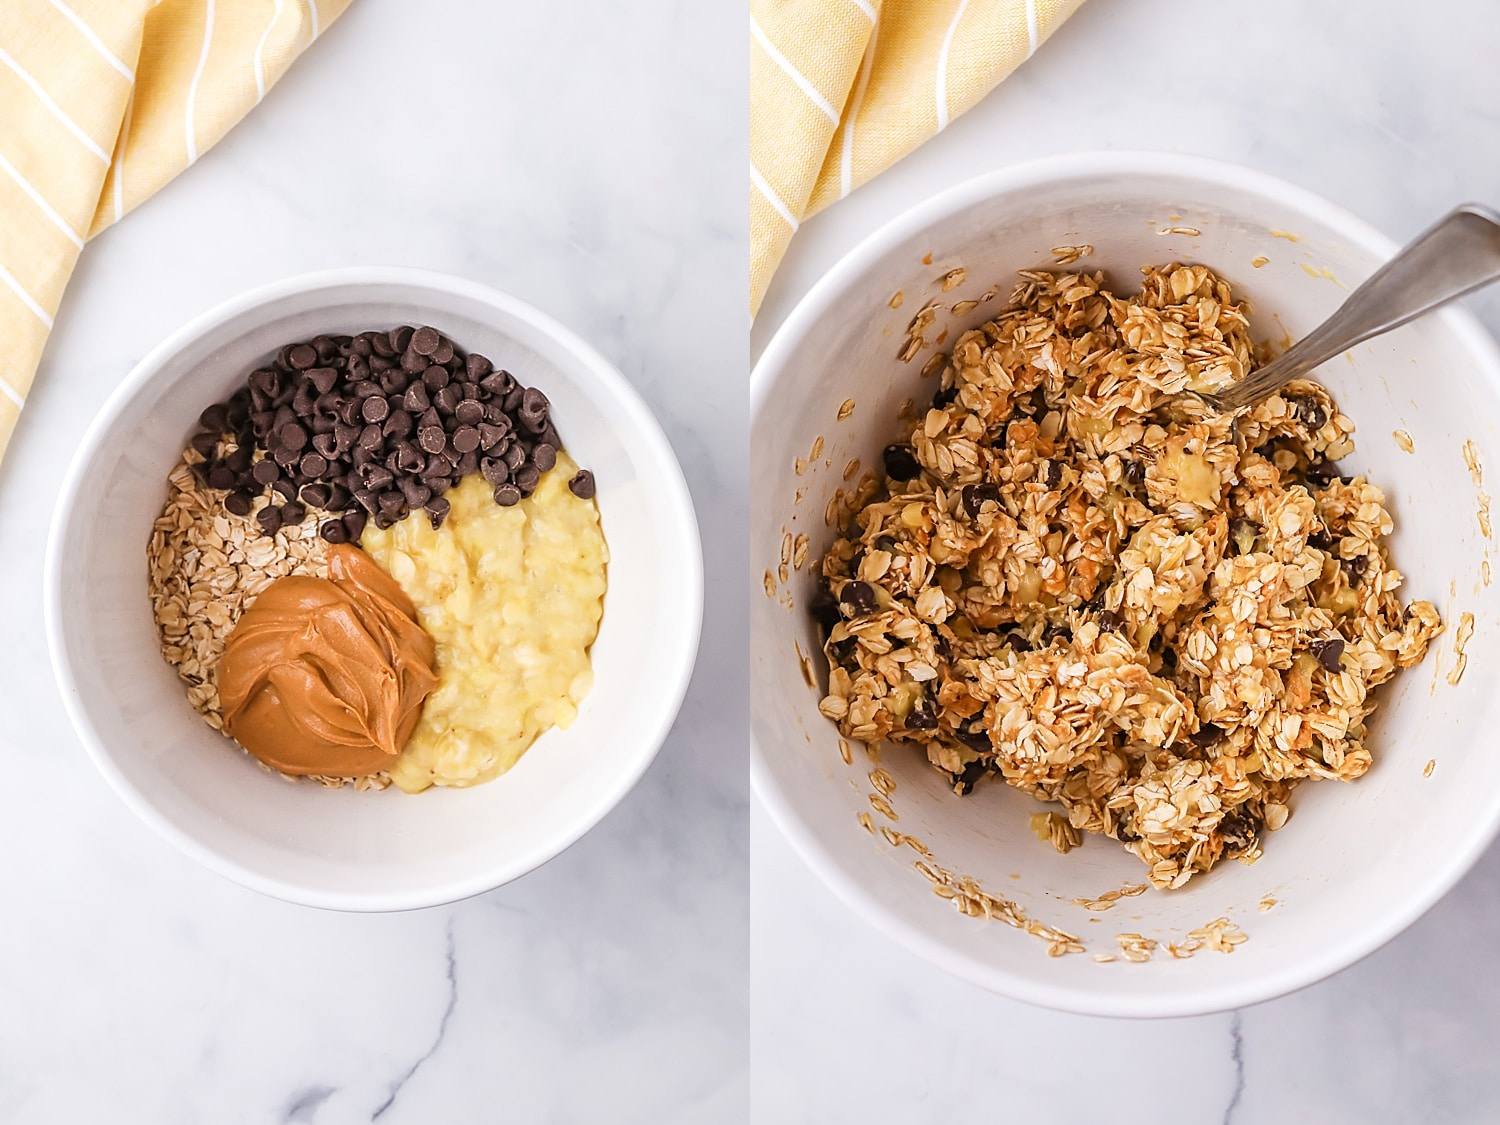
[0,0,351,463]
[750,0,1087,316]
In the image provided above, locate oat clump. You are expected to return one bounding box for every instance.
[815,265,1442,889]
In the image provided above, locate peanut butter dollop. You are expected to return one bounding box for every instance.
[219,544,438,776]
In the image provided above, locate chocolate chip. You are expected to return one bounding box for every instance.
[224,445,253,474]
[518,387,549,432]
[882,445,920,481]
[199,404,230,432]
[423,364,451,392]
[481,457,509,486]
[1123,459,1145,485]
[411,326,441,356]
[206,465,236,490]
[383,408,414,440]
[272,479,298,501]
[1341,553,1369,584]
[1098,610,1121,632]
[431,340,455,366]
[452,425,480,454]
[455,399,484,427]
[190,431,219,458]
[839,580,878,616]
[299,452,328,478]
[1039,460,1062,488]
[1310,637,1345,673]
[251,459,280,485]
[419,425,447,454]
[403,382,431,413]
[931,384,958,409]
[479,422,506,451]
[279,423,309,452]
[503,442,527,471]
[905,703,937,730]
[360,396,389,423]
[1189,723,1224,748]
[494,483,521,506]
[1294,396,1328,431]
[466,353,492,380]
[961,482,1000,517]
[425,496,451,529]
[298,482,330,509]
[224,490,254,517]
[256,506,283,536]
[358,424,384,452]
[343,510,367,539]
[319,518,349,544]
[434,384,462,415]
[533,443,557,472]
[515,464,541,495]
[480,369,514,397]
[567,469,595,499]
[280,501,306,525]
[287,344,317,370]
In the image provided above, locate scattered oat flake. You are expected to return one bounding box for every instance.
[1092,953,1117,963]
[858,812,875,833]
[921,252,933,265]
[1051,244,1092,265]
[809,436,824,461]
[1159,226,1202,236]
[1270,228,1300,242]
[920,352,946,379]
[1479,493,1492,539]
[763,569,776,597]
[899,335,924,362]
[780,531,792,566]
[842,458,860,481]
[869,767,896,798]
[1188,917,1248,953]
[1393,429,1414,453]
[950,299,978,316]
[1423,759,1436,778]
[837,738,853,765]
[792,533,810,570]
[868,793,898,821]
[1464,440,1484,486]
[1251,255,1269,268]
[1483,560,1491,587]
[940,268,967,291]
[889,291,904,309]
[794,457,808,476]
[837,398,856,421]
[1258,896,1278,912]
[1448,612,1474,685]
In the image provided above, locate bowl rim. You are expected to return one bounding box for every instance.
[750,149,1500,1016]
[45,266,704,913]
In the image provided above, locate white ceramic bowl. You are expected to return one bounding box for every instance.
[48,268,702,911]
[752,152,1500,1016]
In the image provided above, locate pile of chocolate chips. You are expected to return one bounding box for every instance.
[189,326,596,541]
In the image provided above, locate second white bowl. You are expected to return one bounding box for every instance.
[752,152,1500,1016]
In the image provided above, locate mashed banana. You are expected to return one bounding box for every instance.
[362,451,607,792]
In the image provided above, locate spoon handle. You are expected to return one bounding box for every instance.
[1211,204,1500,410]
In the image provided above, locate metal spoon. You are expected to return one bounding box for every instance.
[1205,203,1500,412]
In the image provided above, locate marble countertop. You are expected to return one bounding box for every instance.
[752,1,1500,1121]
[0,1,744,1122]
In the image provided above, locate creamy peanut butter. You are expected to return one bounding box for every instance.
[218,544,438,776]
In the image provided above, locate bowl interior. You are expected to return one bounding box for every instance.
[751,158,1500,1015]
[51,274,700,910]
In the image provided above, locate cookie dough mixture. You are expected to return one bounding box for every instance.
[815,265,1443,888]
[362,451,608,793]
